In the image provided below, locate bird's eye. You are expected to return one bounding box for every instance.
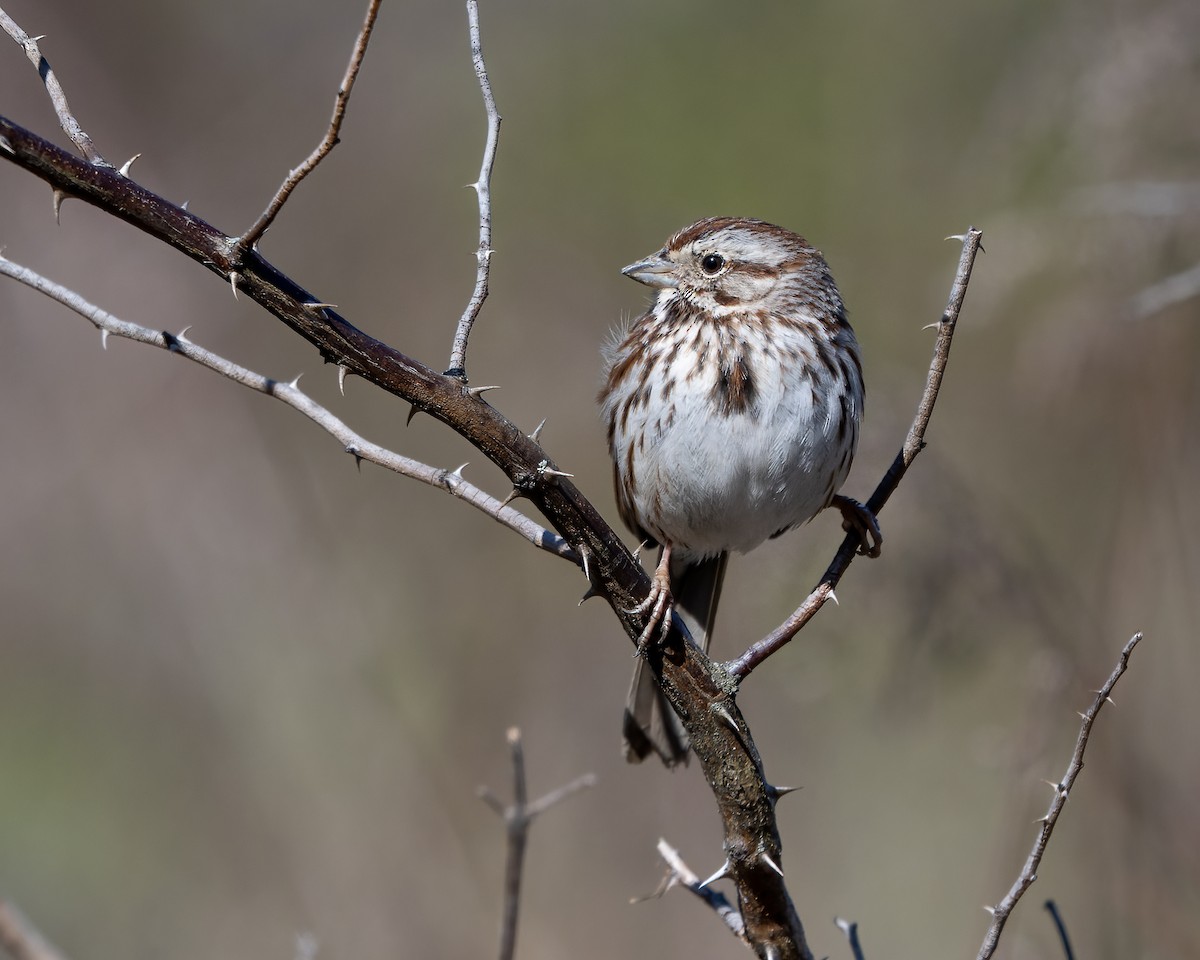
[699,253,726,276]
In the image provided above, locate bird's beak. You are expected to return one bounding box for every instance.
[621,252,677,289]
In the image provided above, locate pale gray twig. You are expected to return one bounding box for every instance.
[0,253,575,562]
[234,0,383,256]
[1128,261,1200,320]
[651,839,745,941]
[478,728,595,960]
[0,6,106,165]
[727,227,984,680]
[445,0,501,380]
[976,632,1142,960]
[0,901,69,960]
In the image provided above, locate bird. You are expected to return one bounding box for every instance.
[599,217,879,765]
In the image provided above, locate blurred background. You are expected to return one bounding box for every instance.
[1,0,1197,957]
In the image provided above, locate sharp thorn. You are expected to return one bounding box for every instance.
[1104,695,1116,706]
[760,852,784,878]
[337,365,348,395]
[828,589,839,606]
[0,134,14,155]
[922,321,940,330]
[345,445,363,471]
[983,905,997,916]
[174,325,192,344]
[229,271,241,299]
[304,301,338,311]
[180,200,190,211]
[100,328,110,350]
[766,783,801,803]
[945,233,967,243]
[119,153,142,176]
[578,585,599,606]
[466,384,500,398]
[1077,711,1089,721]
[499,488,523,509]
[1041,779,1062,791]
[528,418,547,443]
[580,545,592,583]
[450,462,468,480]
[288,374,303,389]
[406,404,423,426]
[29,35,47,44]
[540,467,574,479]
[697,859,732,889]
[712,702,739,732]
[52,189,66,223]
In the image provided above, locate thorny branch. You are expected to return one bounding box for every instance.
[446,0,501,380]
[0,254,574,562]
[234,0,383,258]
[725,227,984,680]
[975,633,1142,960]
[478,728,596,960]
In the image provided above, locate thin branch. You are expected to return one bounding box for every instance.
[834,917,866,960]
[233,0,383,257]
[445,0,501,380]
[652,839,746,942]
[0,253,576,563]
[0,901,69,960]
[1128,261,1200,320]
[975,632,1143,960]
[478,728,595,960]
[0,7,106,165]
[725,227,984,680]
[1043,900,1075,960]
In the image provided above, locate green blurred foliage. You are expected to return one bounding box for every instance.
[1,0,1197,958]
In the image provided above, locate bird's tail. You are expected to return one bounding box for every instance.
[622,551,728,766]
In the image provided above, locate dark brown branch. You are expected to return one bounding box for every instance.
[725,228,984,680]
[479,728,595,960]
[233,0,383,257]
[975,633,1142,960]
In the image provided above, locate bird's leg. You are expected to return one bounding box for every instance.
[628,545,676,656]
[832,495,883,558]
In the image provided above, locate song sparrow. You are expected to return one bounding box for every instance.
[599,217,880,766]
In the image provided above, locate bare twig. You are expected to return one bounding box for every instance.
[1129,261,1200,320]
[445,0,501,380]
[652,839,746,941]
[976,632,1142,960]
[479,728,595,960]
[233,0,383,257]
[834,917,866,960]
[0,253,575,562]
[726,227,984,680]
[0,7,106,165]
[0,901,69,960]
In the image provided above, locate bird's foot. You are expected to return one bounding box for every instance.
[626,550,676,656]
[833,495,883,558]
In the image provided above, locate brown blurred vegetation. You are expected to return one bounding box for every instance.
[1,0,1197,957]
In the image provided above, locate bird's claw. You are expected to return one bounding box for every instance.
[624,552,676,656]
[833,495,883,558]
